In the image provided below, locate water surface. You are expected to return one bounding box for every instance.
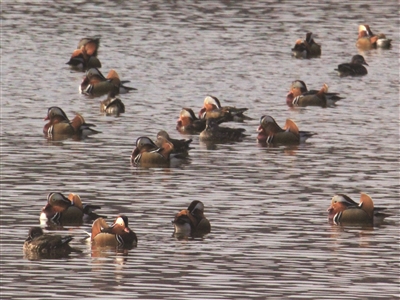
[1,1,399,299]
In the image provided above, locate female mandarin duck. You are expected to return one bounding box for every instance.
[80,68,137,97]
[67,37,101,71]
[155,130,193,159]
[335,55,368,77]
[291,32,321,58]
[24,227,76,259]
[198,95,250,122]
[199,118,246,142]
[356,25,392,50]
[286,80,344,107]
[131,136,174,166]
[43,106,99,138]
[172,200,211,237]
[257,115,316,144]
[100,92,125,116]
[91,215,137,247]
[327,193,390,225]
[40,192,104,225]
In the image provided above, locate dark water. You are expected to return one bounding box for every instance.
[1,1,399,299]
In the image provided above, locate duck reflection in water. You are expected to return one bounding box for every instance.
[172,200,211,239]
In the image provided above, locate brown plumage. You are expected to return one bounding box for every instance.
[91,215,137,247]
[291,32,321,58]
[80,68,137,97]
[43,106,99,139]
[23,227,77,259]
[40,192,103,225]
[327,193,391,225]
[199,118,246,142]
[67,37,101,71]
[131,136,174,166]
[257,115,316,144]
[173,200,211,237]
[198,95,250,122]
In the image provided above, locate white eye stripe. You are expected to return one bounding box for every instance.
[133,154,142,165]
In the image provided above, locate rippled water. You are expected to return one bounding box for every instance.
[1,1,399,299]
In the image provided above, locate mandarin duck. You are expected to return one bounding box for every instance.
[91,215,137,247]
[172,200,211,237]
[257,115,316,144]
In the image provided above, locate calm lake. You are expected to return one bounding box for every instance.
[1,1,399,299]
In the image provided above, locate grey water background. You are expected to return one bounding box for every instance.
[1,1,399,299]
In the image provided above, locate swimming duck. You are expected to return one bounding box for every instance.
[76,37,100,56]
[91,215,137,247]
[131,136,174,166]
[43,106,99,138]
[172,200,211,237]
[286,80,344,107]
[155,130,192,158]
[23,227,75,258]
[327,193,390,225]
[291,32,321,58]
[176,108,224,134]
[257,115,316,144]
[356,25,392,50]
[40,192,104,225]
[80,68,137,97]
[67,37,101,71]
[199,118,246,142]
[335,55,368,77]
[198,95,250,122]
[100,92,125,116]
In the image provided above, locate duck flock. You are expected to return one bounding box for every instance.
[25,24,393,258]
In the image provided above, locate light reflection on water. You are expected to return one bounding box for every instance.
[2,0,399,299]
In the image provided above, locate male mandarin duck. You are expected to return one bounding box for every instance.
[131,136,174,166]
[176,108,214,134]
[80,68,137,97]
[23,227,77,259]
[77,37,101,57]
[291,32,321,58]
[356,25,392,50]
[40,192,104,225]
[176,107,228,134]
[155,130,193,158]
[335,55,368,77]
[91,215,137,247]
[43,106,99,138]
[100,92,125,116]
[327,193,390,225]
[198,95,250,122]
[67,48,101,71]
[199,118,246,142]
[172,200,211,237]
[257,115,316,144]
[67,37,101,71]
[286,81,344,107]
